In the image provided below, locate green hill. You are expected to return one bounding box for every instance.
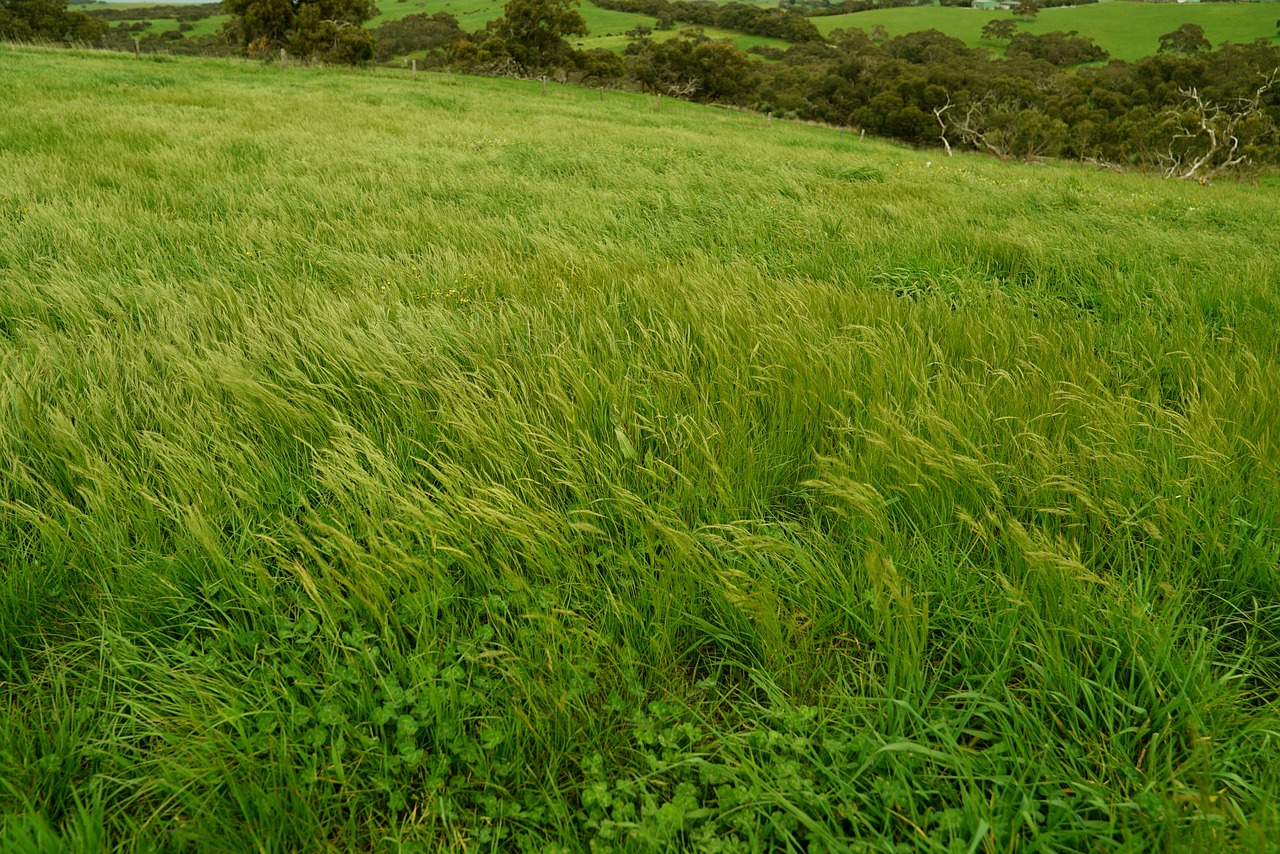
[813,2,1280,62]
[3,45,1280,851]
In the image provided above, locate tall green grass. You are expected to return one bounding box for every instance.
[2,45,1279,851]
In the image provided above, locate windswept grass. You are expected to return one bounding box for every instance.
[2,45,1279,851]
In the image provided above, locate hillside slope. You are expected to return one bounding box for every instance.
[2,46,1280,851]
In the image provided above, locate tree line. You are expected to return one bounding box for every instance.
[590,0,821,43]
[784,0,1095,19]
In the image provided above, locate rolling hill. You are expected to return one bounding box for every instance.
[813,1,1280,62]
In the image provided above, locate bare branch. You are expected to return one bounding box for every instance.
[933,97,953,157]
[1161,70,1277,181]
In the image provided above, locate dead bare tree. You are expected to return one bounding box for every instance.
[933,97,953,157]
[1082,155,1124,173]
[663,79,700,99]
[947,96,1015,160]
[483,55,521,78]
[1160,70,1278,182]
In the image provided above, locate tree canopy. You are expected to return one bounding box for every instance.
[624,30,757,102]
[221,0,379,63]
[0,0,105,42]
[1158,23,1211,57]
[448,0,585,76]
[980,18,1018,44]
[493,0,586,73]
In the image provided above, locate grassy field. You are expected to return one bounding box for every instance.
[813,2,1280,62]
[4,44,1280,852]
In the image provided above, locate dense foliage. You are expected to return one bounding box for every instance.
[1006,30,1109,65]
[751,30,1279,174]
[623,29,758,100]
[1158,22,1211,56]
[448,0,586,75]
[0,0,104,42]
[222,0,380,63]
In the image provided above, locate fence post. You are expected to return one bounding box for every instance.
[412,59,417,79]
[279,47,286,66]
[541,75,547,96]
[767,111,772,126]
[133,38,140,59]
[657,93,661,112]
[599,86,604,101]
